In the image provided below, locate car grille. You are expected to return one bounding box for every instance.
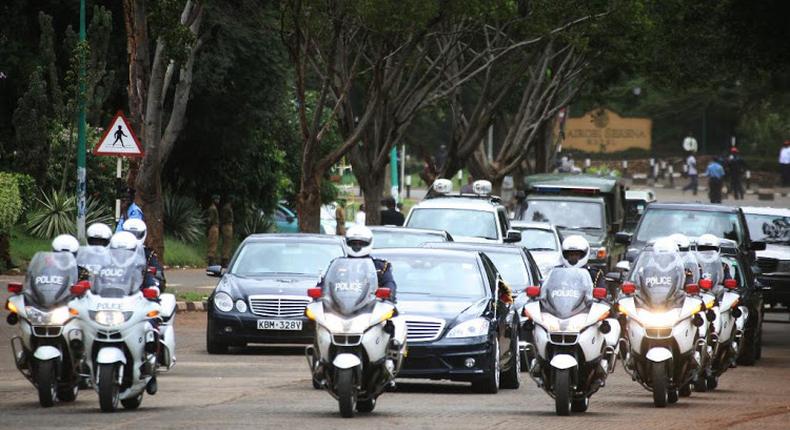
[549,333,578,345]
[248,295,311,318]
[757,257,778,273]
[645,327,673,339]
[404,317,445,343]
[32,326,63,337]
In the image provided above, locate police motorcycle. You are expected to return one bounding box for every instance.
[522,267,621,416]
[5,252,85,407]
[69,235,162,412]
[617,239,706,407]
[304,257,406,418]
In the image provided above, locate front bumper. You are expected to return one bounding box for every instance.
[209,311,315,344]
[758,273,790,305]
[398,337,493,382]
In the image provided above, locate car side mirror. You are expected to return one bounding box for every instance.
[615,231,632,245]
[286,215,295,223]
[615,260,631,272]
[750,241,766,251]
[504,229,522,243]
[206,265,224,277]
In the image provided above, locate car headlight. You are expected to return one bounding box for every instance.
[214,292,233,312]
[25,306,71,325]
[235,299,247,313]
[447,318,490,338]
[93,310,130,327]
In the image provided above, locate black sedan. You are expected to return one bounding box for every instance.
[374,248,520,393]
[206,234,345,353]
[720,240,764,365]
[369,226,453,248]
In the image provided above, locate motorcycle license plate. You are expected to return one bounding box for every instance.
[257,319,302,331]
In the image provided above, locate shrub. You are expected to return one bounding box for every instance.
[163,193,205,244]
[239,204,275,237]
[0,173,23,233]
[25,189,113,239]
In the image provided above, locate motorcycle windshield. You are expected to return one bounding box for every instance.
[539,268,592,319]
[679,251,701,284]
[696,250,724,286]
[91,248,145,298]
[76,245,112,277]
[323,258,378,316]
[23,252,78,308]
[630,250,685,308]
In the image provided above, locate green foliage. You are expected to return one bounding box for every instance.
[25,189,113,239]
[9,173,36,218]
[11,69,52,186]
[238,205,275,238]
[164,236,207,267]
[0,173,23,233]
[163,193,205,244]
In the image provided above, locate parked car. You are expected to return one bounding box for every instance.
[741,206,790,308]
[623,189,656,233]
[374,248,521,392]
[404,179,522,244]
[518,174,626,271]
[509,221,563,278]
[273,203,299,233]
[369,226,453,249]
[205,234,346,353]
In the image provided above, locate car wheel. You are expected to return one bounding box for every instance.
[737,323,761,366]
[471,337,500,394]
[206,316,229,354]
[499,331,520,389]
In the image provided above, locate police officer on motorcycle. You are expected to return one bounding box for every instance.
[557,235,606,290]
[122,218,166,293]
[86,223,113,247]
[343,225,397,296]
[51,234,79,255]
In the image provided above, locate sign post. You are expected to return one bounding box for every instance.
[76,0,87,241]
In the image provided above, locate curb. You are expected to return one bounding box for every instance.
[176,301,208,313]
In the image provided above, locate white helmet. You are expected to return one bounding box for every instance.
[87,223,113,246]
[649,237,681,272]
[109,231,139,251]
[345,225,374,258]
[697,233,720,252]
[668,233,691,252]
[52,234,79,254]
[122,218,147,246]
[561,235,590,268]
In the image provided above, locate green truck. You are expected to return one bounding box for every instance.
[517,174,626,271]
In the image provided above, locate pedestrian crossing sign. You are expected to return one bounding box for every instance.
[93,111,144,157]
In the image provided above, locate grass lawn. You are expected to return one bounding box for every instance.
[174,291,208,302]
[9,227,52,269]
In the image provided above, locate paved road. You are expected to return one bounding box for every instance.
[1,313,789,429]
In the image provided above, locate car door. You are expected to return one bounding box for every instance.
[480,254,514,366]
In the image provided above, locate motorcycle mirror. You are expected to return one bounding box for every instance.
[307,287,322,299]
[592,287,607,300]
[525,286,540,298]
[70,280,91,296]
[699,278,713,290]
[724,279,737,290]
[7,282,22,294]
[142,287,159,299]
[621,282,636,295]
[685,283,700,295]
[375,288,392,300]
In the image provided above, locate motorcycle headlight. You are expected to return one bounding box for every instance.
[635,308,678,328]
[565,314,590,332]
[539,313,561,332]
[447,318,489,338]
[214,292,233,312]
[26,306,71,325]
[93,310,130,327]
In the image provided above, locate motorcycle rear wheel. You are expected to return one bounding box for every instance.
[57,384,78,402]
[35,359,57,407]
[554,369,571,416]
[357,397,376,413]
[652,362,668,408]
[98,363,120,412]
[336,368,356,418]
[121,392,143,410]
[571,396,589,413]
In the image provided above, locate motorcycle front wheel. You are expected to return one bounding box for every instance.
[35,359,57,407]
[98,363,120,412]
[652,362,668,408]
[554,369,571,416]
[336,368,356,418]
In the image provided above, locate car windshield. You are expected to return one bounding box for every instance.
[485,251,530,287]
[322,258,378,316]
[540,268,592,319]
[24,252,78,308]
[744,213,790,244]
[635,209,743,244]
[372,230,445,248]
[629,249,686,308]
[407,208,497,240]
[382,254,486,300]
[230,241,344,276]
[513,228,558,251]
[522,200,603,230]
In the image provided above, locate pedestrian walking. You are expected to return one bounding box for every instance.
[354,204,366,225]
[726,147,746,200]
[682,150,698,195]
[206,195,220,266]
[706,158,725,203]
[220,197,234,268]
[780,139,790,187]
[116,188,143,232]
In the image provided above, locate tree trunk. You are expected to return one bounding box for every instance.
[136,156,165,260]
[358,173,385,226]
[297,175,322,233]
[535,122,548,173]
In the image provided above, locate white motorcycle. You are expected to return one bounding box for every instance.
[304,258,406,418]
[523,267,621,416]
[5,252,84,407]
[618,247,705,407]
[70,247,162,412]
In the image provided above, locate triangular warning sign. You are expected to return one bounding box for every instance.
[93,111,144,157]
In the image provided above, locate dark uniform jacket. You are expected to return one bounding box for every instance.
[144,248,166,292]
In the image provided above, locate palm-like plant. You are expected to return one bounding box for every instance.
[26,190,114,239]
[163,193,205,243]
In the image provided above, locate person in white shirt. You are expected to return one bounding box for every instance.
[682,149,698,195]
[780,139,790,187]
[354,204,366,225]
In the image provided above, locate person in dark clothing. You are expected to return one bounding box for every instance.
[706,158,726,203]
[726,147,746,200]
[379,197,405,226]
